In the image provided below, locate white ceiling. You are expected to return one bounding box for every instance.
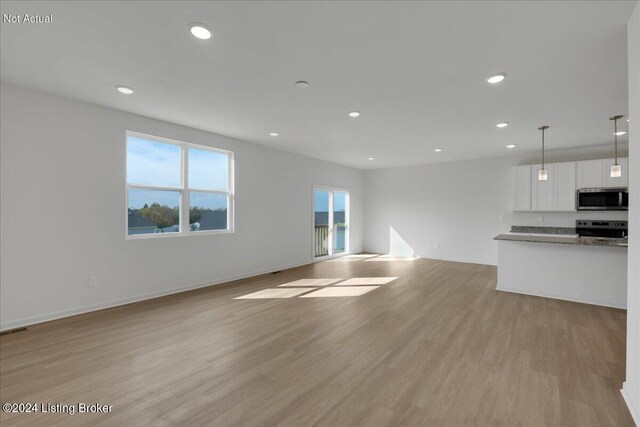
[0,1,634,169]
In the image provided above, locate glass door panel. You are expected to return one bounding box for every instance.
[313,187,349,258]
[333,191,347,254]
[314,190,330,258]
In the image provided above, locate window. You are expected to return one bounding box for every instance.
[126,132,233,238]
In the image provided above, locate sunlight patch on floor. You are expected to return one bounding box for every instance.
[234,288,312,299]
[337,277,398,285]
[234,277,399,299]
[277,278,344,287]
[299,286,379,298]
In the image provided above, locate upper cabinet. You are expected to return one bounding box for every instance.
[577,158,628,188]
[576,159,603,189]
[554,162,577,211]
[514,157,627,212]
[513,165,531,211]
[529,162,576,212]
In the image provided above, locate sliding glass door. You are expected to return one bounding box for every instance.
[313,187,349,259]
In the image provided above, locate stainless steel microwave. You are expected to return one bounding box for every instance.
[577,188,628,211]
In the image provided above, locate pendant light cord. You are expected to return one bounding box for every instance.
[542,128,545,168]
[538,125,549,169]
[610,115,623,166]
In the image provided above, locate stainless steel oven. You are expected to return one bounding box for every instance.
[577,188,628,211]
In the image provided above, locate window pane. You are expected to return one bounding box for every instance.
[314,190,330,257]
[334,191,347,253]
[188,148,229,191]
[127,136,181,187]
[128,188,180,235]
[189,192,228,231]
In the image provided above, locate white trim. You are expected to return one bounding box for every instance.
[496,283,627,309]
[125,131,235,239]
[0,259,313,332]
[621,382,640,426]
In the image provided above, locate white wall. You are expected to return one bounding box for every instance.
[0,82,364,330]
[623,2,640,424]
[363,148,628,266]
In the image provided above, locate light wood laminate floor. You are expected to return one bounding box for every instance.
[0,255,633,426]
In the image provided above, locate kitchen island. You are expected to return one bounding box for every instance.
[494,229,628,308]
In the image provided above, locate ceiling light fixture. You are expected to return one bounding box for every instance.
[496,122,509,128]
[506,144,517,149]
[295,81,309,88]
[269,132,279,137]
[367,157,374,160]
[614,131,626,136]
[610,115,624,177]
[487,73,506,84]
[349,111,360,118]
[116,86,134,95]
[538,125,549,181]
[434,148,443,152]
[189,23,212,40]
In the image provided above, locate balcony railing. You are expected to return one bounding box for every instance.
[314,225,329,257]
[314,224,347,258]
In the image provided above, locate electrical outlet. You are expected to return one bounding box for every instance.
[88,276,98,288]
[499,215,505,222]
[537,216,544,222]
[436,242,441,249]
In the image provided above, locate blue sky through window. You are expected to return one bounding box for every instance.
[189,148,228,191]
[314,190,346,212]
[127,136,181,187]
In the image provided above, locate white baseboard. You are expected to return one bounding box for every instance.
[496,284,627,309]
[0,259,314,332]
[622,382,640,426]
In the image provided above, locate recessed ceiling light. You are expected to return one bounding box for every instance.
[487,73,506,84]
[496,122,509,128]
[295,81,310,88]
[269,132,279,137]
[506,144,517,149]
[189,23,212,40]
[116,86,134,95]
[367,157,375,160]
[614,131,626,136]
[434,148,443,152]
[348,111,360,118]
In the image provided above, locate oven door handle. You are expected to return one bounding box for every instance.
[619,192,623,207]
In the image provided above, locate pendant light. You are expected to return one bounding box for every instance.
[538,125,549,181]
[609,115,624,177]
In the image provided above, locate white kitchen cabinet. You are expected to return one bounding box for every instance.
[531,164,555,211]
[514,157,628,212]
[576,157,628,189]
[554,162,577,211]
[576,159,604,189]
[513,165,531,211]
[602,157,629,187]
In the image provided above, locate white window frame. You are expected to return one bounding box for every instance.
[311,185,350,260]
[125,131,234,240]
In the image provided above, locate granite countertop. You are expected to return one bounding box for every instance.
[494,226,628,248]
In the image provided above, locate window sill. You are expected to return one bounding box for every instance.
[126,229,234,240]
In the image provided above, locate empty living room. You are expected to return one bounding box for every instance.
[1,1,639,426]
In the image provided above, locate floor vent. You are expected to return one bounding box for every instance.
[0,327,28,336]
